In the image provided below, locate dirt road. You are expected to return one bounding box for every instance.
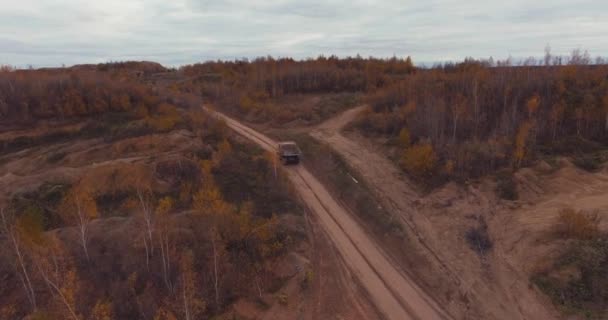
[204,107,451,320]
[311,106,560,319]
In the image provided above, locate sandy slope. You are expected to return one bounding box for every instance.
[311,106,563,319]
[204,106,451,320]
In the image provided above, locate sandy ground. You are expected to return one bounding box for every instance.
[309,106,608,319]
[0,130,199,197]
[205,106,451,320]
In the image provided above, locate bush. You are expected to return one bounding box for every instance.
[495,171,518,200]
[276,292,288,306]
[400,142,437,178]
[555,208,599,240]
[573,154,604,172]
[466,218,493,256]
[532,237,608,317]
[46,151,67,163]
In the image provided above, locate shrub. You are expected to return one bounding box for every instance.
[555,208,599,240]
[46,151,67,163]
[400,142,437,178]
[495,171,518,200]
[532,237,608,317]
[300,270,314,290]
[398,127,411,148]
[466,218,493,256]
[573,154,604,172]
[276,292,288,306]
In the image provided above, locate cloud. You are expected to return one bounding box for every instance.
[0,0,607,67]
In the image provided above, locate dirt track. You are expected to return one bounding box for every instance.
[204,107,451,320]
[311,106,561,319]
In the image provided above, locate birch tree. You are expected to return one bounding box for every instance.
[0,205,37,311]
[59,185,98,262]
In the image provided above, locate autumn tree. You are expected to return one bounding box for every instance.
[0,205,38,311]
[154,308,177,320]
[526,94,541,118]
[450,94,468,142]
[59,185,98,262]
[156,196,174,292]
[90,300,114,320]
[400,142,437,178]
[193,175,231,309]
[177,250,206,320]
[33,235,81,320]
[398,128,411,148]
[136,188,155,270]
[513,121,533,168]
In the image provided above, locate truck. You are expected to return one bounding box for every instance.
[277,141,302,165]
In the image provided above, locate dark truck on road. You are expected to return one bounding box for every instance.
[277,141,302,165]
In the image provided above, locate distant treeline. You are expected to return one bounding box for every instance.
[0,69,177,123]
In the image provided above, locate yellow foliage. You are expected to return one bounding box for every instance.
[16,207,45,247]
[146,103,180,131]
[155,197,174,216]
[400,142,437,177]
[443,160,455,176]
[91,300,113,320]
[398,127,411,148]
[59,186,99,224]
[178,250,206,318]
[239,95,256,112]
[153,308,177,320]
[526,94,541,117]
[193,182,232,216]
[179,181,194,205]
[513,121,533,167]
[212,139,233,165]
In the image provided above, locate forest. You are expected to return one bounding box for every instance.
[0,66,302,319]
[356,60,608,185]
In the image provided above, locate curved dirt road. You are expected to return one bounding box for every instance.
[204,107,451,320]
[311,106,560,320]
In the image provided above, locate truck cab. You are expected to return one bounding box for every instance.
[277,141,302,165]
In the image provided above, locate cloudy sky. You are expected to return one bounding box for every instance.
[1,0,607,67]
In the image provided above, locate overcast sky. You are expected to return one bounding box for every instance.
[1,0,607,67]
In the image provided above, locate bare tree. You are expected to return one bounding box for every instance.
[0,206,37,311]
[137,188,155,270]
[156,197,174,292]
[59,186,98,262]
[544,44,552,66]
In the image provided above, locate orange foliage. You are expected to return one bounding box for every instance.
[556,208,599,240]
[513,121,533,167]
[400,142,437,178]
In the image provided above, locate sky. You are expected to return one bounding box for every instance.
[1,0,607,67]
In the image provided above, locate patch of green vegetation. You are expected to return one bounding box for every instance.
[532,237,608,319]
[573,152,608,172]
[11,182,71,230]
[315,93,360,120]
[495,170,518,200]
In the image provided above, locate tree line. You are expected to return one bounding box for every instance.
[356,58,608,182]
